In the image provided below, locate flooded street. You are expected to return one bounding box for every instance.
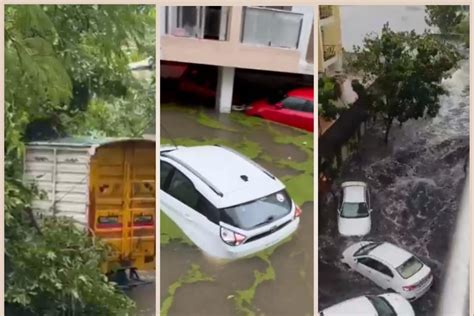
[160,104,314,316]
[127,271,156,316]
[318,58,469,316]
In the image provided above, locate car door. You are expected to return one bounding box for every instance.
[356,257,394,289]
[160,161,219,252]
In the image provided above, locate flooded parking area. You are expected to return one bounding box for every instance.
[318,60,469,315]
[160,103,314,316]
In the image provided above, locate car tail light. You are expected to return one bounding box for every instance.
[403,284,417,291]
[294,205,302,219]
[220,226,246,246]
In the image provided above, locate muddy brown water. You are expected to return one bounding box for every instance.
[160,106,314,316]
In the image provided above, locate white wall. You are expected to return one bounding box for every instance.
[292,6,314,60]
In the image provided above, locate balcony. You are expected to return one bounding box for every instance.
[323,45,337,61]
[241,7,303,49]
[319,6,333,19]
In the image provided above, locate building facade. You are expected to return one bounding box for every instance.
[160,6,314,113]
[318,5,343,75]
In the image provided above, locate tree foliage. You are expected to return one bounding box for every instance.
[425,5,465,34]
[350,23,460,143]
[5,5,155,315]
[318,76,341,120]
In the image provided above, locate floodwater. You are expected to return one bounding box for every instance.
[127,271,156,316]
[318,55,469,316]
[160,104,314,316]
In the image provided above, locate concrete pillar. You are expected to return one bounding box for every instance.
[228,6,243,44]
[215,66,235,113]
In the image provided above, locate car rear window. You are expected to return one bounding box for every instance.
[396,256,424,279]
[366,296,396,316]
[220,190,292,230]
[341,202,369,218]
[354,242,381,257]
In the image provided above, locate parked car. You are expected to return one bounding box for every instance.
[245,87,314,132]
[338,181,372,236]
[160,145,301,259]
[341,241,433,301]
[319,293,415,316]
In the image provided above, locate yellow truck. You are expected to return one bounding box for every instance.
[23,137,155,281]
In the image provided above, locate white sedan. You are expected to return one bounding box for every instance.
[341,241,433,301]
[338,181,372,236]
[319,293,415,316]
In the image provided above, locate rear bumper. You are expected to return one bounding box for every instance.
[223,218,299,259]
[406,276,434,301]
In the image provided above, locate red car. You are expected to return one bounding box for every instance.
[245,87,314,132]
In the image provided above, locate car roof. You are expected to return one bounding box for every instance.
[287,87,313,101]
[342,184,366,203]
[369,242,413,267]
[161,145,285,208]
[321,296,376,315]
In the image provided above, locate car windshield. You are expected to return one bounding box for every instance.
[220,190,292,230]
[366,296,396,316]
[354,242,381,257]
[340,202,369,218]
[396,256,424,279]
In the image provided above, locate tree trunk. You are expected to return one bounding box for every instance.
[384,118,393,144]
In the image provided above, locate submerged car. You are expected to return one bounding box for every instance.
[160,145,301,259]
[341,241,433,301]
[319,293,415,316]
[245,87,314,132]
[338,181,372,236]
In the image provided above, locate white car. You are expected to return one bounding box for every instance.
[160,145,301,259]
[341,241,433,301]
[338,181,372,236]
[320,293,415,316]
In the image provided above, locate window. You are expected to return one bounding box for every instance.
[396,256,423,279]
[196,194,220,224]
[366,296,396,316]
[281,97,307,111]
[167,169,199,209]
[160,161,174,189]
[242,7,303,49]
[340,202,369,218]
[167,6,229,40]
[221,190,292,230]
[358,257,393,278]
[354,242,380,256]
[302,100,314,113]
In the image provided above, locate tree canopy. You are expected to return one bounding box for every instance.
[425,5,465,34]
[318,76,341,121]
[350,23,460,143]
[5,5,155,315]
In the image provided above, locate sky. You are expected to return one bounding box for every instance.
[340,5,434,52]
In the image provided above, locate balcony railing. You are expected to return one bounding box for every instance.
[323,45,337,61]
[242,7,303,49]
[320,6,333,19]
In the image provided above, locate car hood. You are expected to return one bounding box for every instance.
[379,293,415,315]
[338,216,371,236]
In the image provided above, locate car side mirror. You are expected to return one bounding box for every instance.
[369,209,373,214]
[275,102,284,109]
[337,209,341,214]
